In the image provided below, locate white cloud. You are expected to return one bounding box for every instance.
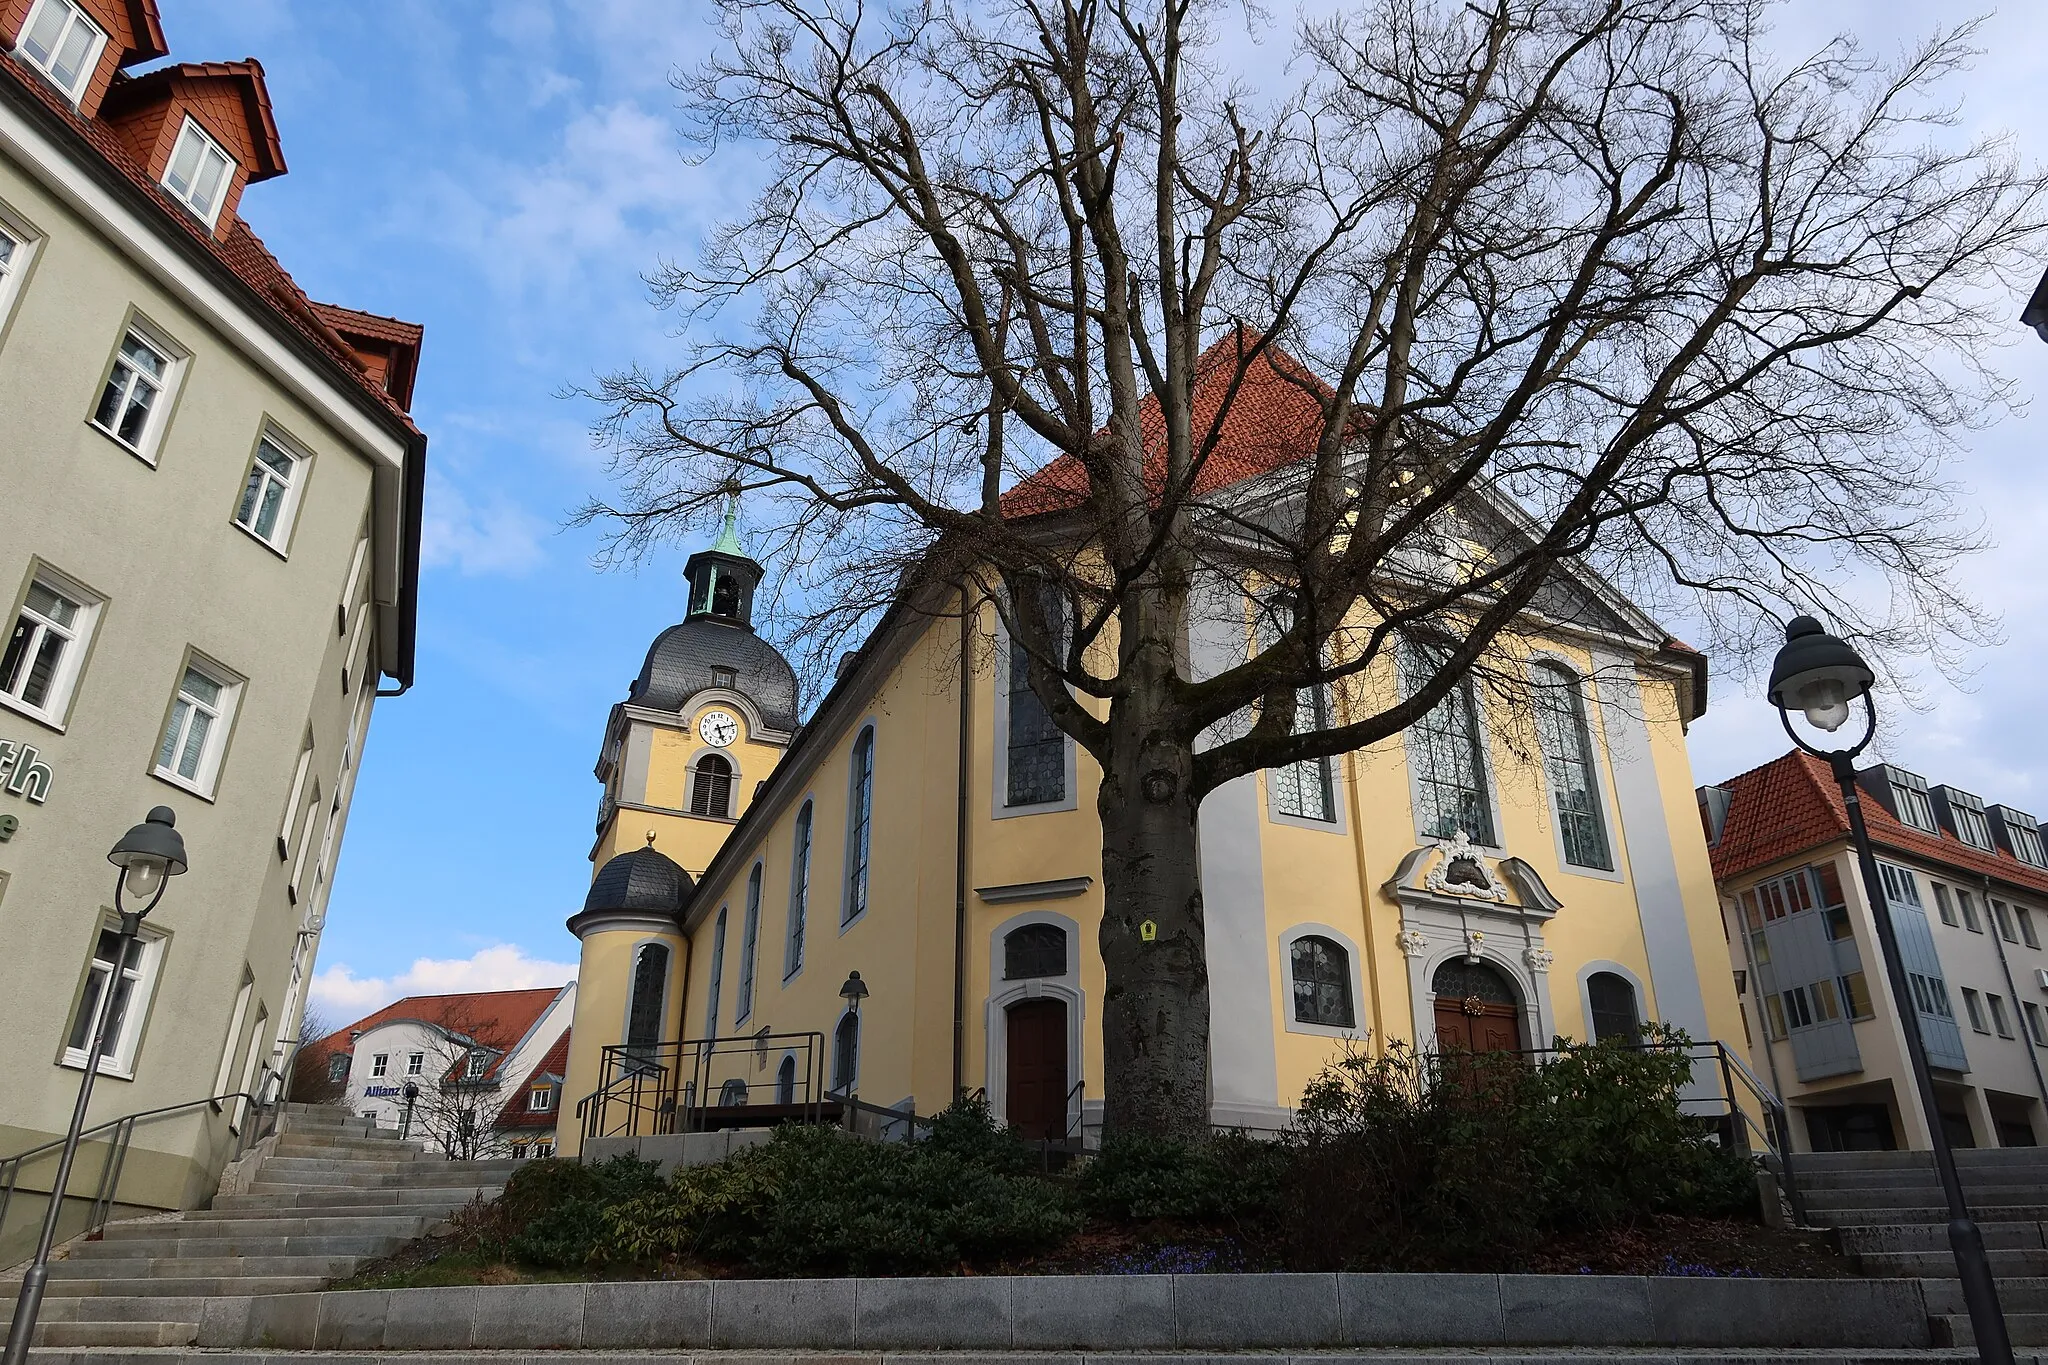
[310,944,577,1021]
[420,471,549,576]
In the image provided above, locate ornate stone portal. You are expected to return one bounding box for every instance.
[1382,834,1566,1050]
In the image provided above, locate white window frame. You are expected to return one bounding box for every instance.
[1278,923,1367,1039]
[152,653,243,799]
[339,534,370,634]
[992,597,1078,818]
[1,564,103,730]
[342,600,372,694]
[528,1085,553,1113]
[277,735,314,859]
[90,318,185,464]
[371,1052,389,1077]
[232,428,310,554]
[287,779,320,903]
[406,1051,424,1076]
[1885,767,1939,834]
[62,921,168,1078]
[161,116,236,227]
[13,0,107,106]
[0,199,43,339]
[210,971,255,1099]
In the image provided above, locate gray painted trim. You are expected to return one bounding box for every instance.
[976,876,1093,903]
[1573,959,1648,1045]
[1189,573,1279,1113]
[986,909,1085,1131]
[1591,647,1711,1046]
[990,611,1078,819]
[621,723,653,808]
[1525,651,1626,884]
[1278,922,1369,1041]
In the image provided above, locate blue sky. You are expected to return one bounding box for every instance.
[152,2,2048,1021]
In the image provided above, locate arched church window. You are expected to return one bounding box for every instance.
[1432,957,1516,1004]
[625,943,670,1055]
[1004,923,1068,980]
[776,1054,796,1105]
[1404,642,1497,846]
[1587,971,1642,1044]
[832,1011,859,1093]
[1290,935,1355,1027]
[844,729,874,924]
[705,907,728,1034]
[1534,663,1611,870]
[786,803,813,977]
[718,1078,749,1106]
[690,753,734,817]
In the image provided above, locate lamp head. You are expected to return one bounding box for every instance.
[1768,616,1874,733]
[839,970,870,1003]
[108,806,188,905]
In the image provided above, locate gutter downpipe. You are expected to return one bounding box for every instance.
[1980,872,2048,1129]
[952,581,973,1100]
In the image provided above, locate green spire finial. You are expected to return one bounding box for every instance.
[711,495,744,556]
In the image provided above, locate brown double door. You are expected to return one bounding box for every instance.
[1005,998,1069,1140]
[1431,958,1525,1054]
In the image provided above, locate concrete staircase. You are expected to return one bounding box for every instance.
[1794,1146,2048,1346]
[1,1101,514,1349]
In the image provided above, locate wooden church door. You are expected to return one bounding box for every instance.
[1430,958,1525,1053]
[1005,998,1069,1139]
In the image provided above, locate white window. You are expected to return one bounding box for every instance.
[1938,786,1995,851]
[1996,807,2048,869]
[534,1141,553,1158]
[528,1086,553,1113]
[342,600,372,693]
[371,1052,388,1077]
[234,435,305,550]
[1884,766,1938,834]
[339,534,369,634]
[92,326,178,458]
[466,1050,488,1079]
[211,972,254,1098]
[1533,663,1612,870]
[0,210,40,331]
[154,658,241,796]
[2,571,100,725]
[277,737,314,859]
[14,0,106,105]
[161,118,236,226]
[64,923,166,1076]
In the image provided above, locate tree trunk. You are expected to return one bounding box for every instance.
[1096,698,1210,1138]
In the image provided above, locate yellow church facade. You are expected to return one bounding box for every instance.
[558,498,1747,1151]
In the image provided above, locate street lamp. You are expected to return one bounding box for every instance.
[1768,617,2012,1365]
[838,971,868,1127]
[401,1080,420,1141]
[3,808,187,1365]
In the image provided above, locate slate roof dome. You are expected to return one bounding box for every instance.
[627,619,800,732]
[569,843,693,936]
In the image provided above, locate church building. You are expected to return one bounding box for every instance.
[558,343,1747,1152]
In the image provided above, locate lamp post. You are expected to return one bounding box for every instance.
[838,971,868,1129]
[1768,616,2012,1364]
[401,1080,420,1141]
[3,808,187,1365]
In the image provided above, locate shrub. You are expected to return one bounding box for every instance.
[1079,1130,1285,1225]
[491,1154,666,1269]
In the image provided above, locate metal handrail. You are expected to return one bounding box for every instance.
[577,1032,829,1142]
[0,1090,275,1251]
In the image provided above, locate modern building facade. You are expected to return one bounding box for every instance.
[306,987,573,1159]
[1702,751,2048,1152]
[558,341,1747,1151]
[0,0,425,1232]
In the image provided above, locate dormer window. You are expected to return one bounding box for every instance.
[163,118,235,227]
[16,0,107,106]
[1993,806,2047,869]
[1936,785,1994,851]
[1883,766,1938,834]
[527,1085,553,1113]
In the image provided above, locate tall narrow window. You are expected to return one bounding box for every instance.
[705,907,728,1034]
[1533,664,1611,869]
[3,575,96,722]
[1405,645,1496,846]
[15,0,106,104]
[736,863,762,1023]
[785,803,812,977]
[844,729,874,923]
[1586,972,1641,1044]
[156,660,240,795]
[1005,586,1066,807]
[690,754,734,817]
[1289,936,1355,1028]
[234,437,303,549]
[93,329,172,454]
[776,1054,796,1104]
[211,972,255,1098]
[0,219,32,327]
[832,1011,859,1092]
[1258,598,1337,822]
[162,118,235,226]
[625,943,670,1054]
[65,925,163,1075]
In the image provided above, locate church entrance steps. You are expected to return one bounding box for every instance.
[9,1351,2020,1364]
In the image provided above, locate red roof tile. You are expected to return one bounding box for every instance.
[304,987,564,1075]
[0,44,417,430]
[496,1029,570,1130]
[1000,332,1348,518]
[1708,750,2048,898]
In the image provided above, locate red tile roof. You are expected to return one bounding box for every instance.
[0,44,418,428]
[1000,331,1349,518]
[496,1029,570,1130]
[305,987,564,1078]
[1707,750,2048,897]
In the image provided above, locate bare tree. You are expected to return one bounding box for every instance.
[578,0,2047,1135]
[404,1003,517,1160]
[288,1005,346,1106]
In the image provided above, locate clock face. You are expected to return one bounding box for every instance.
[698,709,740,747]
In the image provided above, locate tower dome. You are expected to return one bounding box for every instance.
[568,839,693,936]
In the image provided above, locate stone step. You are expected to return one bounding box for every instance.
[0,1297,207,1327]
[65,1234,404,1260]
[1799,1167,2048,1190]
[1789,1148,2048,1170]
[1935,1311,2048,1347]
[1853,1246,2048,1276]
[1805,1185,2048,1210]
[1807,1204,2048,1225]
[204,1188,489,1213]
[253,1156,452,1177]
[39,1274,327,1298]
[1923,1276,2048,1313]
[268,1136,425,1160]
[46,1253,363,1280]
[27,1319,197,1348]
[101,1214,435,1241]
[6,1351,2006,1365]
[245,1169,503,1190]
[1837,1222,2048,1252]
